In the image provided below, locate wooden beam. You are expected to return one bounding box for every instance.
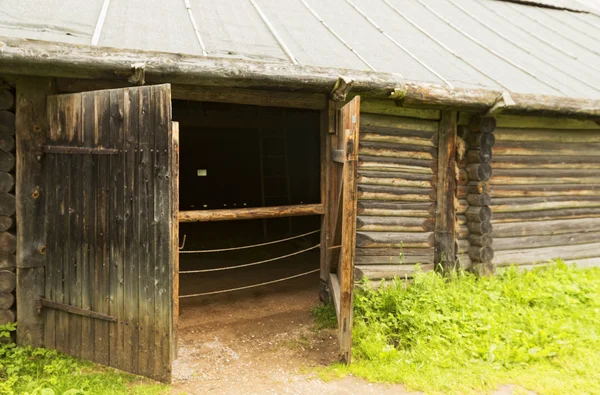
[39,298,117,322]
[56,79,327,110]
[319,102,332,302]
[178,204,324,223]
[434,111,457,270]
[16,77,55,347]
[2,37,600,117]
[332,149,345,163]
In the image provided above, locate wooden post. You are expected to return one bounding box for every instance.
[319,101,334,302]
[16,77,55,346]
[434,111,458,271]
[464,117,496,275]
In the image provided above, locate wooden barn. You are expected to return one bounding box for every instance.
[0,0,599,382]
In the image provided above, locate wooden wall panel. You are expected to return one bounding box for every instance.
[355,113,439,282]
[490,122,600,267]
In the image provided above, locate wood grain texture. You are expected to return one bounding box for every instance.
[178,204,324,222]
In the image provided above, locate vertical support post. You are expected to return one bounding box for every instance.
[171,121,180,360]
[319,101,334,302]
[434,110,458,271]
[16,77,55,346]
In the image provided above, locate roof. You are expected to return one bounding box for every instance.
[1,0,600,99]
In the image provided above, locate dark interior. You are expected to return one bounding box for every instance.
[173,100,321,304]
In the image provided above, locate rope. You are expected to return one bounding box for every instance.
[179,268,320,298]
[179,229,320,254]
[179,244,320,274]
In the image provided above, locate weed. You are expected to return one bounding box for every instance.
[322,261,600,394]
[311,303,337,330]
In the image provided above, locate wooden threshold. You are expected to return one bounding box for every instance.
[178,203,325,223]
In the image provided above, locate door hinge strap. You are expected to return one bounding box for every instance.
[39,298,118,322]
[40,145,119,155]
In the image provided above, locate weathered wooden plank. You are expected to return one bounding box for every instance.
[493,218,600,237]
[355,264,435,281]
[360,99,441,120]
[358,171,434,188]
[493,141,600,156]
[492,207,600,223]
[40,298,117,322]
[357,201,434,217]
[361,113,439,132]
[0,110,15,135]
[319,101,333,302]
[359,141,436,160]
[0,292,14,309]
[491,155,600,169]
[40,145,118,155]
[0,251,15,269]
[355,255,434,265]
[358,185,435,202]
[108,88,126,370]
[356,216,434,232]
[170,121,179,362]
[494,242,600,266]
[494,128,600,143]
[489,184,600,198]
[355,247,434,256]
[491,197,600,212]
[494,115,600,130]
[358,155,435,174]
[466,148,492,164]
[123,87,139,373]
[466,163,492,181]
[494,231,600,251]
[80,91,95,361]
[466,206,492,222]
[468,117,496,133]
[356,231,434,248]
[0,172,14,193]
[469,246,494,263]
[467,221,493,235]
[434,110,457,270]
[360,129,436,148]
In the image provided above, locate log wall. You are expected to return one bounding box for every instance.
[355,109,439,281]
[490,118,600,267]
[0,81,16,330]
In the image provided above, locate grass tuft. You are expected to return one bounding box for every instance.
[311,302,337,330]
[322,261,600,394]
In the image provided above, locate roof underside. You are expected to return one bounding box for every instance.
[1,0,599,99]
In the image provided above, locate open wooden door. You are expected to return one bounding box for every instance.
[41,84,177,382]
[328,96,360,363]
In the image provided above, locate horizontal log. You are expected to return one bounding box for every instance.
[357,201,435,217]
[457,215,467,225]
[466,148,492,164]
[361,113,439,133]
[494,141,600,157]
[0,134,14,152]
[491,155,600,169]
[0,193,15,216]
[356,231,434,248]
[0,308,15,325]
[457,199,468,214]
[457,254,472,270]
[359,141,436,160]
[493,169,600,179]
[360,125,437,147]
[0,172,14,193]
[468,117,496,134]
[492,207,600,223]
[494,231,600,251]
[0,232,15,253]
[178,203,324,223]
[467,221,493,235]
[469,246,494,263]
[490,184,600,198]
[358,171,433,189]
[562,257,600,268]
[491,175,600,186]
[355,264,435,281]
[0,216,14,232]
[0,270,15,293]
[356,216,434,232]
[0,90,14,111]
[493,217,600,237]
[355,247,434,256]
[360,100,441,120]
[494,242,600,266]
[358,185,435,202]
[467,193,491,206]
[466,163,492,181]
[494,115,600,129]
[0,292,14,310]
[458,169,468,186]
[0,252,15,269]
[3,37,600,117]
[491,197,600,213]
[466,206,492,222]
[465,132,495,149]
[0,150,14,172]
[457,239,470,253]
[458,224,469,239]
[495,128,600,143]
[469,234,493,247]
[358,155,434,174]
[0,111,15,135]
[355,254,434,265]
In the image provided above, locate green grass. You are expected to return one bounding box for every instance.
[320,261,600,394]
[0,326,167,395]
